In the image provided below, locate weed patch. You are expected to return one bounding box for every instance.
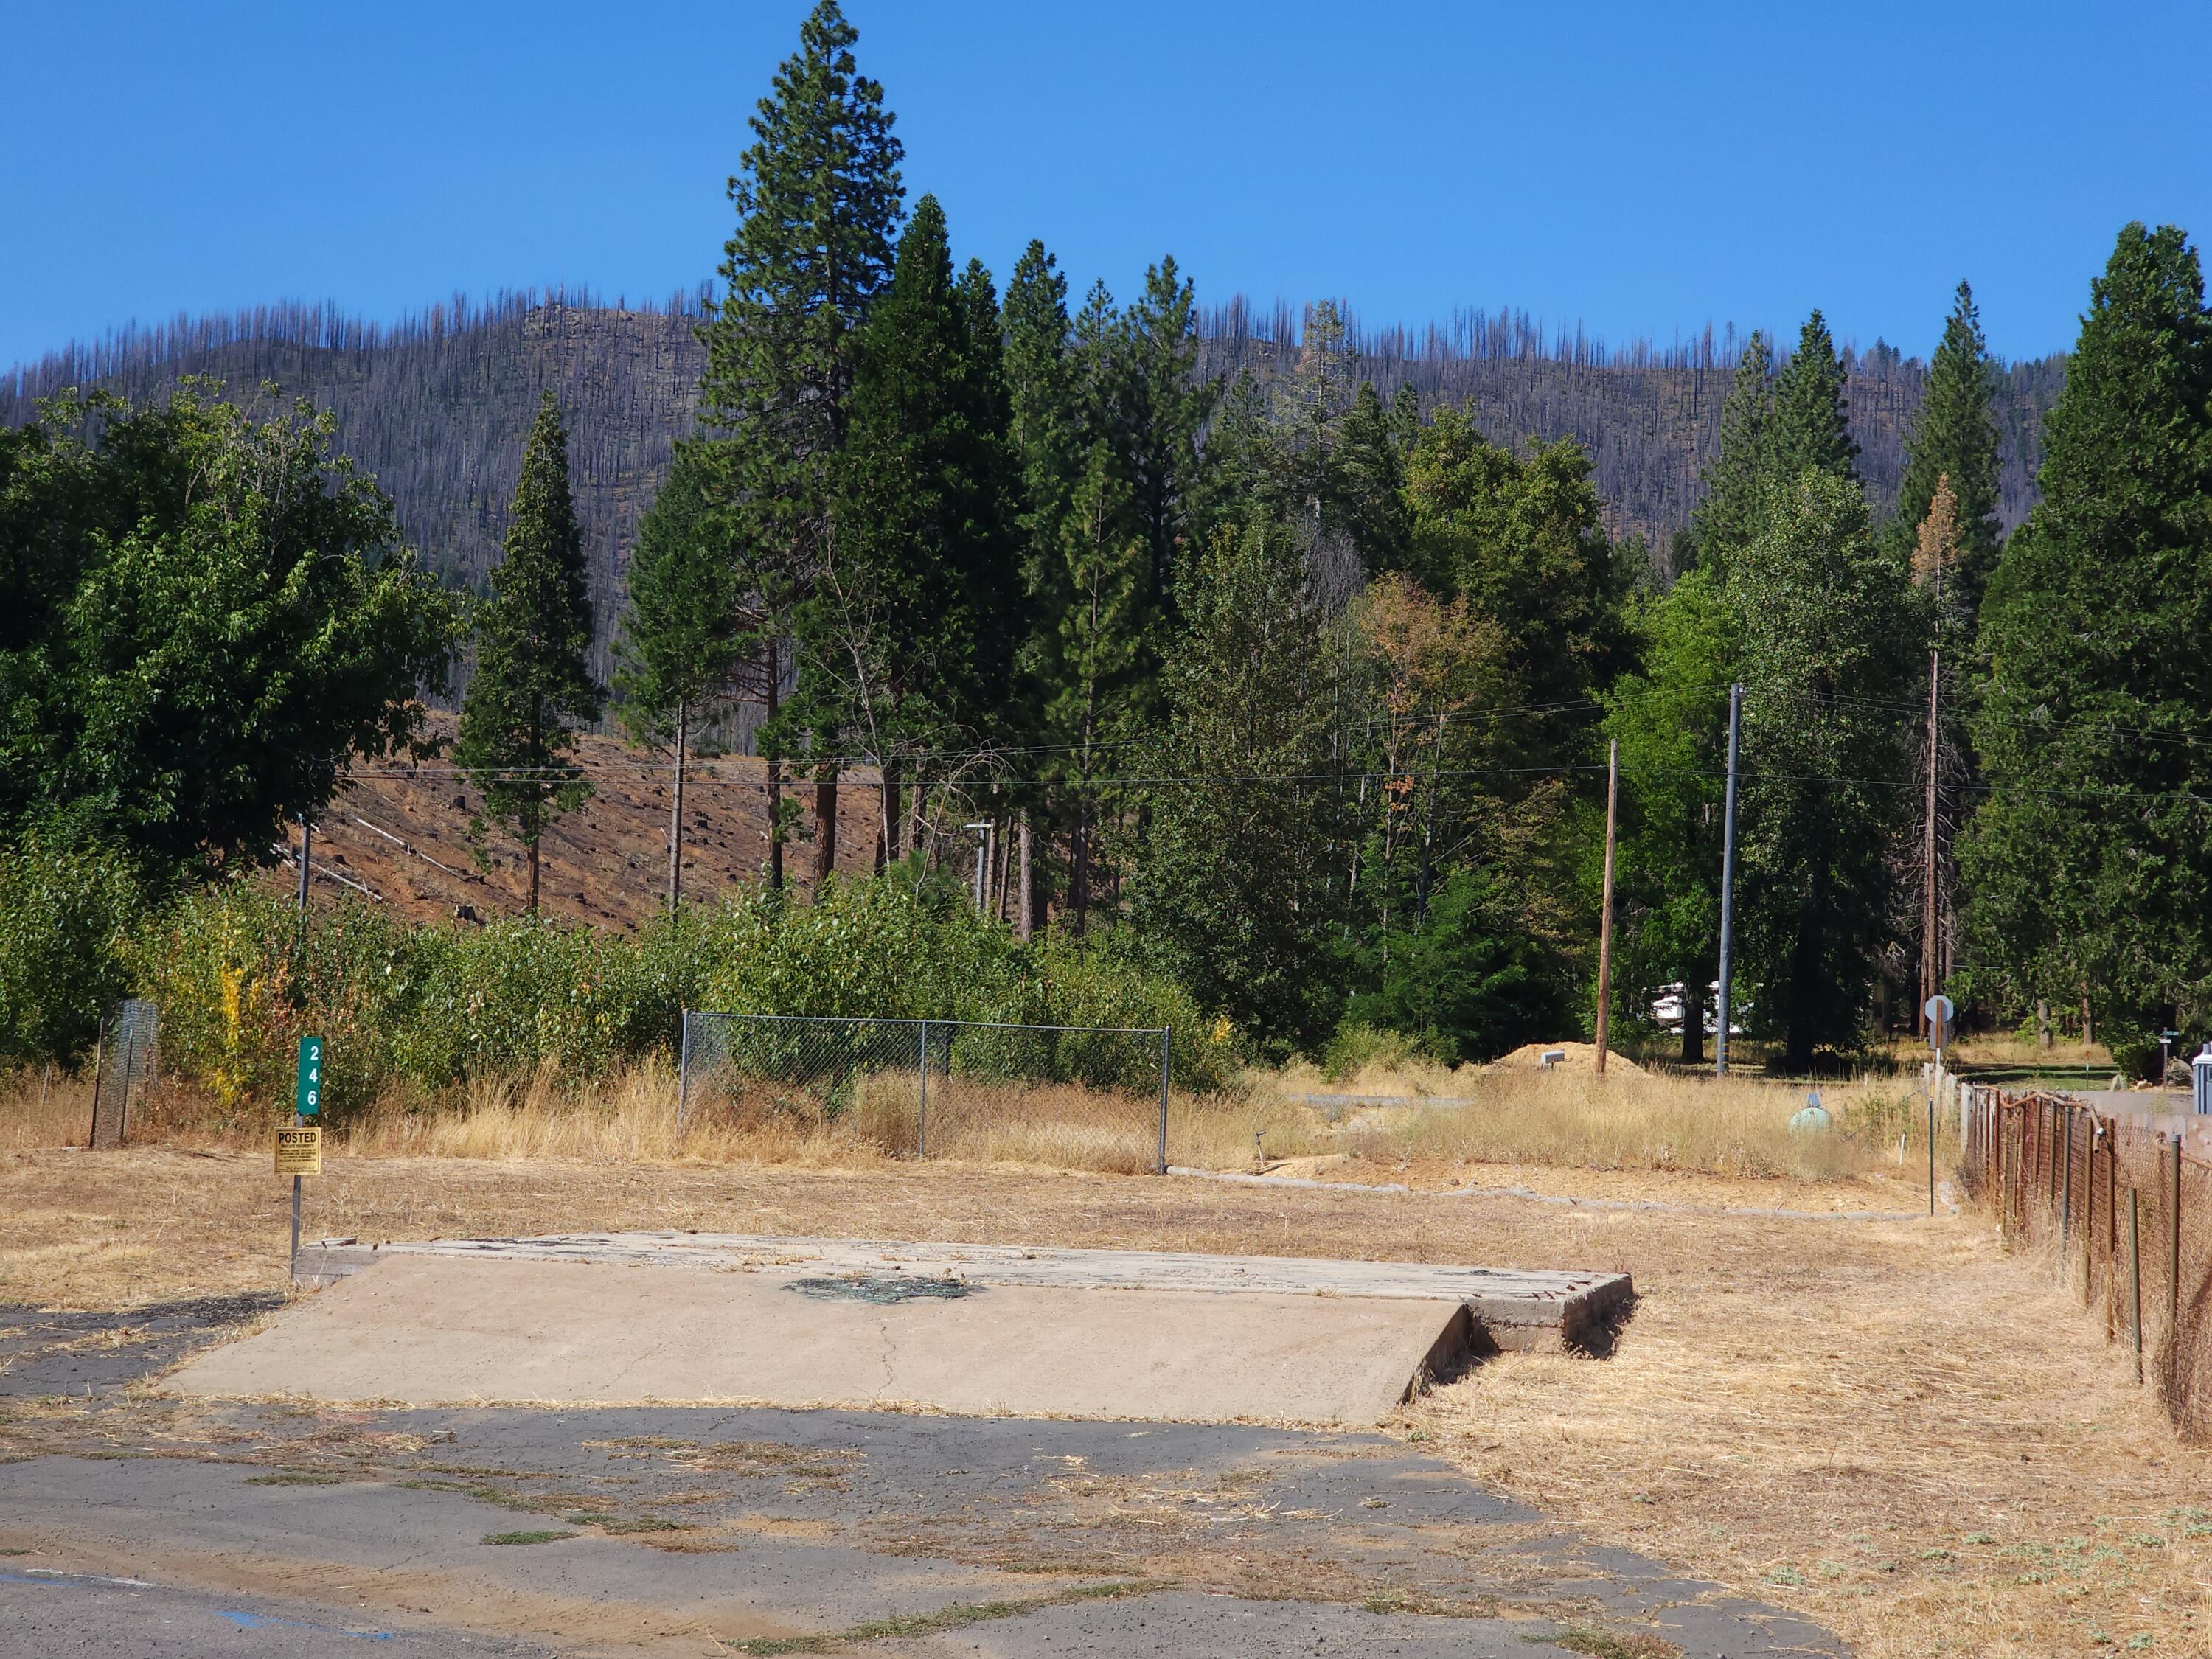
[730,1579,1164,1655]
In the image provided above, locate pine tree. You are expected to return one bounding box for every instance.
[810,195,1020,783]
[1689,330,1774,572]
[1767,311,1860,484]
[614,442,748,908]
[1048,442,1150,932]
[456,392,605,913]
[1964,223,2212,1065]
[1728,469,1913,1069]
[694,0,904,888]
[1893,282,2004,611]
[1125,519,1350,1049]
[1337,380,1413,574]
[1913,473,1971,649]
[1115,257,1214,611]
[1002,241,1081,568]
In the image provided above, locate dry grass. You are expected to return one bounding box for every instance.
[1252,1060,1928,1181]
[1,1146,2208,1653]
[0,1069,96,1152]
[1,1057,1931,1186]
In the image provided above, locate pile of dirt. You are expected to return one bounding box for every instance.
[1484,1041,1646,1077]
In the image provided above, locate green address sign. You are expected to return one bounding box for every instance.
[296,1035,323,1119]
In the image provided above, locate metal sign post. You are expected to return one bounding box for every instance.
[281,1036,325,1276]
[1924,993,1955,1058]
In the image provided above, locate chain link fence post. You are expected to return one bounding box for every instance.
[1156,1026,1171,1175]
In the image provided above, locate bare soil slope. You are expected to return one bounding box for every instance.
[271,712,884,930]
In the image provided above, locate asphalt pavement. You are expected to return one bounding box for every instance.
[0,1290,1848,1658]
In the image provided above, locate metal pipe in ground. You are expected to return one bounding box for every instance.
[2062,1105,2073,1249]
[917,1020,930,1160]
[675,1008,691,1138]
[1714,683,1742,1077]
[1928,1095,1936,1217]
[2130,1186,2145,1386]
[2171,1135,2184,1401]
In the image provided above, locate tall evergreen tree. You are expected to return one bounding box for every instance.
[456,392,605,913]
[1964,223,2212,1065]
[614,442,749,908]
[1767,311,1860,484]
[1729,469,1913,1069]
[808,196,1021,790]
[1689,330,1774,572]
[1125,519,1349,1049]
[694,0,903,888]
[1115,257,1214,611]
[1892,281,2005,613]
[1048,442,1150,931]
[1337,380,1413,574]
[1002,241,1082,565]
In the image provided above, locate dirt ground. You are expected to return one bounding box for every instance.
[2,1144,2205,1657]
[271,712,890,930]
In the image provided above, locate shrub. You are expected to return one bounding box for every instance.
[0,841,141,1068]
[122,869,1239,1110]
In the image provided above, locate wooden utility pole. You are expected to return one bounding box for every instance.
[1017,813,1034,939]
[1716,683,1743,1077]
[764,639,785,891]
[1921,649,1940,1037]
[667,698,686,912]
[1595,738,1619,1078]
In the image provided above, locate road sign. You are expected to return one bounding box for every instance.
[296,1036,323,1119]
[274,1124,322,1176]
[1924,994,1954,1051]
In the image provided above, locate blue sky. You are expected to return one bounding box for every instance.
[4,1,2207,370]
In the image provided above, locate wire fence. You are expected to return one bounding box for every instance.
[87,998,159,1150]
[1964,1087,2211,1433]
[677,1012,1172,1173]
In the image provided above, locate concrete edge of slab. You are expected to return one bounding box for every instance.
[287,1231,1634,1359]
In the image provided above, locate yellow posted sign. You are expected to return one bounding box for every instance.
[275,1124,323,1177]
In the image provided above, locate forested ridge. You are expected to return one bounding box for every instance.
[7,0,2208,1091]
[1,288,2065,676]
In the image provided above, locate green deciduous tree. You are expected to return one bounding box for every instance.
[1964,223,2212,1065]
[456,392,605,913]
[1605,565,1735,1063]
[0,386,458,889]
[1402,407,1629,722]
[0,840,142,1067]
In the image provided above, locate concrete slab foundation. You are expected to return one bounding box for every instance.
[164,1233,1631,1427]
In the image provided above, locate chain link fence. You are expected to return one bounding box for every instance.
[87,997,159,1150]
[678,1012,1172,1172]
[1965,1087,2211,1433]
